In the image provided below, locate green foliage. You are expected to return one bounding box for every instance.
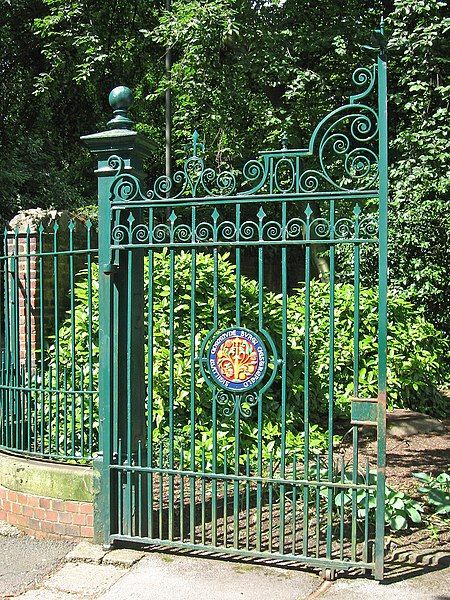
[289,283,449,417]
[48,252,449,458]
[385,0,450,335]
[335,470,423,531]
[384,487,423,531]
[414,471,450,516]
[324,468,422,532]
[3,0,449,341]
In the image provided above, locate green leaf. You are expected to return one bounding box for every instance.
[389,514,408,531]
[408,507,422,524]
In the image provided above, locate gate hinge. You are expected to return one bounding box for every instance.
[351,396,378,426]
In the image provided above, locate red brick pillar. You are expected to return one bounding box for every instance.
[5,209,88,370]
[6,229,39,368]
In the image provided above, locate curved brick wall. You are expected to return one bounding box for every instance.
[0,452,93,540]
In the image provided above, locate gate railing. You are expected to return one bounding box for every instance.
[0,213,98,461]
[83,25,387,580]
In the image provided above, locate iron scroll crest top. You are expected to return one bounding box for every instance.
[108,59,381,203]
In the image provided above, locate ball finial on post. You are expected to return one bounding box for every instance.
[107,86,134,130]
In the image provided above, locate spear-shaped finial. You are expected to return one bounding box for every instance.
[187,130,205,157]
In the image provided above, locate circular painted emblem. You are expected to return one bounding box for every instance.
[208,328,267,392]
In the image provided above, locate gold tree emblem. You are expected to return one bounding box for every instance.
[216,337,259,383]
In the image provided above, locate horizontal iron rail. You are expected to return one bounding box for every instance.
[110,190,379,209]
[111,238,378,251]
[110,464,377,491]
[110,534,375,572]
[0,384,96,395]
[0,446,91,462]
[0,248,97,261]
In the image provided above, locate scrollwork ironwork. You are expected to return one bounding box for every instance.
[110,204,379,247]
[215,390,259,418]
[216,391,236,418]
[108,61,381,205]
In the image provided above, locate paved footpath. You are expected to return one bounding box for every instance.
[2,537,450,600]
[0,521,73,598]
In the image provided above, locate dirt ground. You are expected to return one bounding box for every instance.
[353,409,450,570]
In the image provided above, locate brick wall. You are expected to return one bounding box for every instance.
[0,485,93,540]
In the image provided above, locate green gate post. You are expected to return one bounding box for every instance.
[82,88,154,544]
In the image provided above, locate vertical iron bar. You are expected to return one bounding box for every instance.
[13,230,19,450]
[118,438,123,536]
[168,247,175,540]
[363,457,370,564]
[25,228,32,452]
[303,204,312,557]
[69,222,76,456]
[268,451,274,553]
[245,448,250,550]
[352,207,361,562]
[86,220,94,456]
[137,439,142,538]
[291,453,297,554]
[211,388,218,546]
[38,226,45,455]
[180,448,185,542]
[279,200,288,554]
[233,396,240,550]
[159,442,163,538]
[326,199,335,560]
[339,454,345,560]
[375,37,388,582]
[147,209,155,538]
[52,223,60,458]
[315,455,321,558]
[223,447,228,548]
[256,240,264,552]
[201,447,206,545]
[189,207,197,545]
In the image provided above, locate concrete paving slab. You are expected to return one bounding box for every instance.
[98,552,320,600]
[66,541,107,564]
[323,566,450,600]
[42,562,125,597]
[400,566,450,600]
[102,548,146,568]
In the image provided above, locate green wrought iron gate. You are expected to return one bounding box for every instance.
[84,40,387,580]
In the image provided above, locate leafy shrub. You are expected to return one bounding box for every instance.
[333,470,423,531]
[315,466,423,532]
[384,487,423,531]
[48,251,449,458]
[414,471,450,516]
[289,283,449,418]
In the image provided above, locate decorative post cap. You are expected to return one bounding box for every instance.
[107,86,134,130]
